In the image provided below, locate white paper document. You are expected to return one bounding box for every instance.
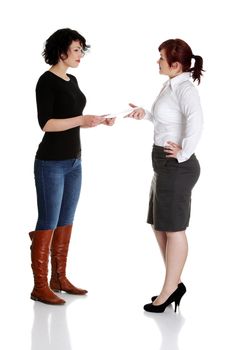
[104,107,138,118]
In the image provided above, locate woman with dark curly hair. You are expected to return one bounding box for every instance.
[129,39,204,312]
[29,28,115,305]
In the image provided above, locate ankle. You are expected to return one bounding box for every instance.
[162,284,178,296]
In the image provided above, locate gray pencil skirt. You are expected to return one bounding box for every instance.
[147,145,200,232]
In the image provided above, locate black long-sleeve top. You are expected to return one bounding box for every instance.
[35,71,86,160]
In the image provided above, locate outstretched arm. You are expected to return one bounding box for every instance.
[43,115,105,132]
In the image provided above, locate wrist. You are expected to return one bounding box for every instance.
[76,115,84,126]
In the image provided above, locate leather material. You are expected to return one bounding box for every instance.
[29,230,65,305]
[50,225,87,295]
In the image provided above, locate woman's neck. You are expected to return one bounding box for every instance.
[169,71,183,79]
[49,63,69,81]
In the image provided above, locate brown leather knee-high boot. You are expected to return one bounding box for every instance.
[50,225,88,295]
[29,230,65,304]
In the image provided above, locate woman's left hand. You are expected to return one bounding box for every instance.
[102,117,116,126]
[164,141,182,158]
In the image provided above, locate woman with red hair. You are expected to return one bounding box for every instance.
[129,39,204,313]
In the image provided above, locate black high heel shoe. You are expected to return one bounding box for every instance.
[151,282,186,302]
[144,284,186,313]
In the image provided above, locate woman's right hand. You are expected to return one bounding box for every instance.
[80,115,105,127]
[128,103,145,120]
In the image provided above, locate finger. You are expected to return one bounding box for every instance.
[129,103,137,108]
[167,141,178,148]
[105,118,112,123]
[166,141,176,147]
[164,149,173,154]
[127,113,134,118]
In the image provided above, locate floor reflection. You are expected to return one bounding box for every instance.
[144,306,186,350]
[31,294,79,350]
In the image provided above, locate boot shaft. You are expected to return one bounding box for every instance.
[50,225,72,277]
[49,225,88,295]
[29,229,54,287]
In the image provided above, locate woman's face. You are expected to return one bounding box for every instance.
[62,40,85,68]
[157,48,182,78]
[157,49,171,76]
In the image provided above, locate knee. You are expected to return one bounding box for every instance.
[166,230,186,239]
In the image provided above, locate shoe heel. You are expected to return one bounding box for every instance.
[174,294,184,312]
[174,285,187,312]
[174,299,180,312]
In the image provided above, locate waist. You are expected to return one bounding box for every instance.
[36,131,81,160]
[152,145,167,159]
[152,144,197,163]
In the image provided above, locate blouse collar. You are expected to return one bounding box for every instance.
[163,72,191,90]
[170,72,191,89]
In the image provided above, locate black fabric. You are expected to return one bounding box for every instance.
[147,145,200,232]
[35,71,86,160]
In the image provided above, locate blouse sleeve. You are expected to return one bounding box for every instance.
[36,76,55,130]
[144,109,153,122]
[176,85,203,163]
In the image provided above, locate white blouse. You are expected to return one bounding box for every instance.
[145,72,203,162]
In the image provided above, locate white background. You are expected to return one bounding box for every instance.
[0,0,232,349]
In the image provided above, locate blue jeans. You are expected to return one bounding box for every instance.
[34,159,82,230]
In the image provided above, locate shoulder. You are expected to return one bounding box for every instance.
[36,71,55,92]
[174,80,200,101]
[67,74,78,83]
[36,71,54,86]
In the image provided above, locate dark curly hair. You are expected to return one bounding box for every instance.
[159,39,204,84]
[42,28,90,65]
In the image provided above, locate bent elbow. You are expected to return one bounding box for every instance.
[42,125,49,132]
[42,119,52,132]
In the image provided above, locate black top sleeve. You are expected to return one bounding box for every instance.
[36,75,55,129]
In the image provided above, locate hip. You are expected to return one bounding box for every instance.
[151,145,200,177]
[34,158,82,177]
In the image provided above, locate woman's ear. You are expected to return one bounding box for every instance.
[171,61,182,73]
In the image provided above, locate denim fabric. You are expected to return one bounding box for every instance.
[34,158,82,230]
